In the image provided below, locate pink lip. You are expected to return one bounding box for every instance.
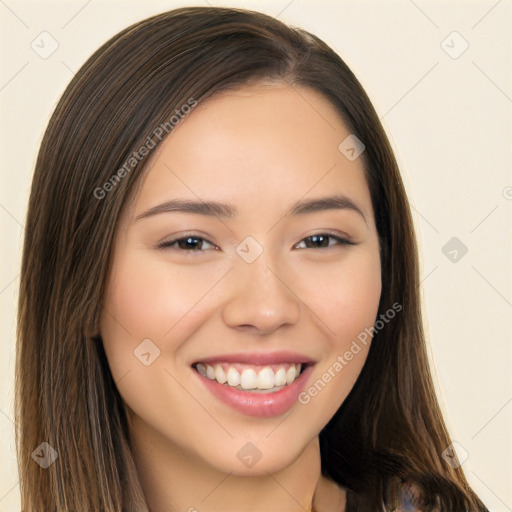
[193,351,315,366]
[193,363,314,418]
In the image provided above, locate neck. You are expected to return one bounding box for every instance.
[129,415,344,512]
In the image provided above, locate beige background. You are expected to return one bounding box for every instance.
[1,1,510,510]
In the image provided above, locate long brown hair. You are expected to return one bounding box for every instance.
[15,6,488,511]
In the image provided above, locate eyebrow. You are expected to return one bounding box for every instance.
[135,194,368,224]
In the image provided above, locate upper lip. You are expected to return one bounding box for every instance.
[192,351,316,366]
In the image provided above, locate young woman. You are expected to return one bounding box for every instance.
[15,6,489,512]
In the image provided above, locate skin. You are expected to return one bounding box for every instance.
[100,82,382,512]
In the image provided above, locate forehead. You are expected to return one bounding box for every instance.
[126,83,373,226]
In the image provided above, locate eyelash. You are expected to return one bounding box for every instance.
[156,233,356,253]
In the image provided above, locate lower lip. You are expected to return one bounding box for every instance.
[194,365,314,418]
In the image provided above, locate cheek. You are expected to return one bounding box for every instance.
[99,247,233,398]
[301,249,382,341]
[98,250,220,442]
[103,250,222,342]
[295,250,381,417]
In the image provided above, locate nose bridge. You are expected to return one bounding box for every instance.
[221,238,301,333]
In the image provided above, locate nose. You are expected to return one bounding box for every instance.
[221,252,301,335]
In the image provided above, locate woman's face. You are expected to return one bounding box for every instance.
[100,82,381,475]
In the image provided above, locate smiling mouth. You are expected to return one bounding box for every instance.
[192,362,308,393]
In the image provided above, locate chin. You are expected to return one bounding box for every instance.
[196,432,317,476]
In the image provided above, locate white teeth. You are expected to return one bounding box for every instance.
[206,365,215,380]
[214,364,227,384]
[274,367,286,387]
[196,362,305,391]
[227,367,241,387]
[240,368,258,390]
[257,367,274,389]
[286,366,296,385]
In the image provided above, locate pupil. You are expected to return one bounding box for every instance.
[180,237,201,250]
[309,234,328,248]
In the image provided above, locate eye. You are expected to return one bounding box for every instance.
[294,233,355,249]
[157,232,355,253]
[157,235,218,252]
